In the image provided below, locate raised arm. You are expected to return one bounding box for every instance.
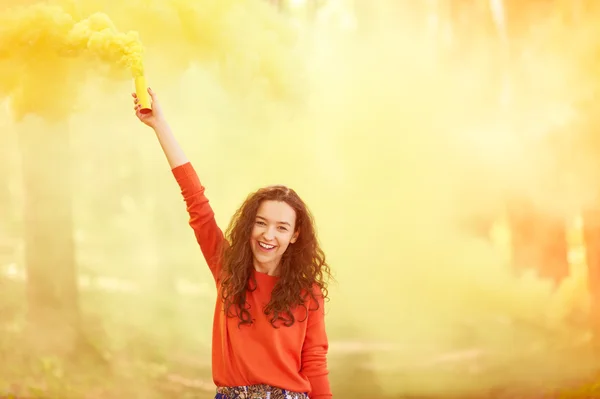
[133,88,225,281]
[171,162,225,281]
[134,88,189,169]
[153,120,189,169]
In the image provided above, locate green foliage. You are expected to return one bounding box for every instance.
[2,275,600,398]
[0,282,215,398]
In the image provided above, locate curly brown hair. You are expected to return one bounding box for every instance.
[219,185,331,328]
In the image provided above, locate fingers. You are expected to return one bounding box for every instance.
[131,91,154,118]
[132,93,139,110]
[132,89,154,102]
[147,87,156,99]
[134,104,147,117]
[134,106,146,121]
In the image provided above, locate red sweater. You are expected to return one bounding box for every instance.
[172,162,332,398]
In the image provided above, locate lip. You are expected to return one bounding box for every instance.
[257,241,277,252]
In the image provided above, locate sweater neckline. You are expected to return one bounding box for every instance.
[252,268,279,281]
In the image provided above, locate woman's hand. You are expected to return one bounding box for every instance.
[132,87,165,129]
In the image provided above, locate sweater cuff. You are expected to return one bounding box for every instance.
[172,162,197,183]
[171,162,203,197]
[308,374,332,399]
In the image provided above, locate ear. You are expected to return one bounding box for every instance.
[290,230,299,244]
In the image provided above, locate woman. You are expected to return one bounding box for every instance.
[132,88,333,399]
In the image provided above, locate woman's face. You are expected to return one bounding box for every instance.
[250,200,298,275]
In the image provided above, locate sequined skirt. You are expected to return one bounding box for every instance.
[215,384,309,399]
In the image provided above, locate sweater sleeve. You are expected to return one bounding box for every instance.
[301,288,332,399]
[172,162,225,283]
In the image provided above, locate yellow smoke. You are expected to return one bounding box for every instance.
[67,0,304,103]
[2,0,600,398]
[0,3,144,120]
[300,2,600,397]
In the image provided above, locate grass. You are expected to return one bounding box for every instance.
[2,275,600,399]
[0,277,215,399]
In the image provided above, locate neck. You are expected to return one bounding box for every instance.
[253,260,280,276]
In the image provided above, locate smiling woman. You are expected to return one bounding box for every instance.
[130,88,333,399]
[248,195,300,274]
[222,185,327,330]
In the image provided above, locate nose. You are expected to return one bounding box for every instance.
[263,226,276,241]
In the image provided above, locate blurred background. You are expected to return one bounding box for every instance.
[2,0,600,397]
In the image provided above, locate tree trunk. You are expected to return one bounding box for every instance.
[0,102,14,237]
[507,199,569,286]
[583,206,600,334]
[17,116,81,356]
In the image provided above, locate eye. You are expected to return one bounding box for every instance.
[255,220,266,226]
[278,226,288,232]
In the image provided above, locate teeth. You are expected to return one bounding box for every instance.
[259,242,275,249]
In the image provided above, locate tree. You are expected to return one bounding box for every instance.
[17,114,81,355]
[0,4,144,356]
[6,64,84,356]
[0,102,17,239]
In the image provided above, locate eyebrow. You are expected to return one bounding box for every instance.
[256,215,291,227]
